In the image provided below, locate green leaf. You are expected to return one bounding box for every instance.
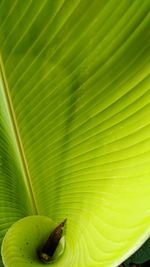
[2,216,66,267]
[0,1,150,267]
[0,66,33,266]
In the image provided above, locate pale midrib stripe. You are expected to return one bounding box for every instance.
[0,55,38,215]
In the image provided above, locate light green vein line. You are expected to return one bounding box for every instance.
[24,78,149,161]
[31,102,150,172]
[3,0,66,77]
[49,156,150,181]
[35,120,150,175]
[0,55,38,215]
[14,0,137,97]
[11,0,116,94]
[33,104,150,167]
[13,0,144,111]
[5,0,48,65]
[27,101,148,168]
[22,77,150,170]
[0,0,17,29]
[38,171,150,193]
[1,1,33,48]
[35,130,150,177]
[51,141,150,174]
[6,0,81,76]
[9,0,81,88]
[7,0,122,107]
[20,40,149,141]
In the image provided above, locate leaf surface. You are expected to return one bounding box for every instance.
[0,1,150,267]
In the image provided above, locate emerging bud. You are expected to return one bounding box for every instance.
[39,219,67,263]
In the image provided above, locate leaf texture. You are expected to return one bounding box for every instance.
[0,67,33,266]
[0,1,150,267]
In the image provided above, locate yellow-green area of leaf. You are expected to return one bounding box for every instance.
[1,216,66,267]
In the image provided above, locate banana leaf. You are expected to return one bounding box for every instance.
[0,1,150,267]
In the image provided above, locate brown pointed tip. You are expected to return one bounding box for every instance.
[60,218,67,228]
[63,218,67,225]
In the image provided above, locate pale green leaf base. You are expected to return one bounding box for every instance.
[1,216,65,267]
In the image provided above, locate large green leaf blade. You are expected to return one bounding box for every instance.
[0,1,150,266]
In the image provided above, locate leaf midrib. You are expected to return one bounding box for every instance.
[0,54,38,215]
